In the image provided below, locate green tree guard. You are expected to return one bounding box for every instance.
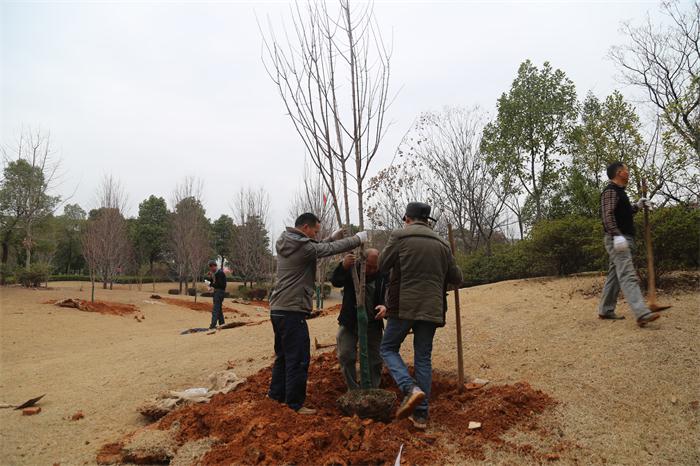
[356,303,372,389]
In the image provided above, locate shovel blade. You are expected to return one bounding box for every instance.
[649,303,672,313]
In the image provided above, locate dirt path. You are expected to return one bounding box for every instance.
[0,277,698,465]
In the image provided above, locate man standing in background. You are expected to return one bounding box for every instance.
[378,202,462,430]
[268,213,368,415]
[207,260,227,329]
[598,161,659,327]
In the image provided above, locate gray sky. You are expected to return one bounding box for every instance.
[1,1,665,237]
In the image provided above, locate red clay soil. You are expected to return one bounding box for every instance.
[162,297,240,314]
[49,298,142,317]
[99,352,559,465]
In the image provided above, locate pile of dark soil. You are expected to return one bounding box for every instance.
[98,352,560,465]
[50,298,142,317]
[162,297,240,314]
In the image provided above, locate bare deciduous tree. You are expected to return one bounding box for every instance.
[261,0,392,230]
[411,108,509,254]
[232,187,271,287]
[262,0,393,388]
[288,165,339,309]
[610,1,700,158]
[170,177,210,300]
[81,176,131,299]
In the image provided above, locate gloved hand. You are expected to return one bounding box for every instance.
[636,197,653,210]
[355,231,368,244]
[330,228,346,241]
[613,235,629,252]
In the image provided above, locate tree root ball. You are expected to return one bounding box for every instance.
[337,389,397,421]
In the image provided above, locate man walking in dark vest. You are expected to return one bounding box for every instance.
[599,161,659,327]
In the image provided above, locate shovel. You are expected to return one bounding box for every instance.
[642,179,671,313]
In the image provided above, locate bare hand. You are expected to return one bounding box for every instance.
[343,254,356,270]
[331,228,346,241]
[374,305,387,320]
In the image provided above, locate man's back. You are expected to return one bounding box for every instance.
[379,222,462,325]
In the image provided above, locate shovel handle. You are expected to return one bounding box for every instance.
[642,180,657,305]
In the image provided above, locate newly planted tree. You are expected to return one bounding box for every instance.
[263,0,393,390]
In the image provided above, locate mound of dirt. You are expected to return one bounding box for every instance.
[51,298,142,317]
[99,352,559,465]
[162,297,240,314]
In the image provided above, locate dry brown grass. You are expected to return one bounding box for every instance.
[0,275,697,465]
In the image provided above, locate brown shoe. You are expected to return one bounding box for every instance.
[395,386,425,419]
[637,313,660,327]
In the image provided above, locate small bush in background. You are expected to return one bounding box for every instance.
[16,263,50,287]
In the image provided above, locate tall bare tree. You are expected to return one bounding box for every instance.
[288,165,339,309]
[170,177,210,300]
[409,107,508,254]
[232,187,272,288]
[261,0,392,230]
[610,1,700,158]
[80,176,131,298]
[262,0,393,389]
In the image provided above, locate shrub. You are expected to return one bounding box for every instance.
[457,206,698,288]
[246,287,268,300]
[458,241,532,287]
[634,205,700,278]
[168,289,180,295]
[526,216,605,276]
[16,263,50,287]
[235,285,269,300]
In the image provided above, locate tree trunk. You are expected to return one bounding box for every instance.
[151,259,155,292]
[0,240,9,285]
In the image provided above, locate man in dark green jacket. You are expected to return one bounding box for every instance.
[378,202,462,429]
[268,212,367,414]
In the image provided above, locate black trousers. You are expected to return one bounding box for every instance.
[268,311,310,411]
[210,290,225,328]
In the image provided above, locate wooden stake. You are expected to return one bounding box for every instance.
[641,180,671,312]
[447,224,465,390]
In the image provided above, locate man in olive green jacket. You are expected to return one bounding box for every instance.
[268,212,367,415]
[377,202,462,429]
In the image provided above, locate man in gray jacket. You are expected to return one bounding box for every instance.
[268,212,368,414]
[377,202,462,429]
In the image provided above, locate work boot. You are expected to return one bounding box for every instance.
[598,313,625,320]
[296,407,317,415]
[395,386,425,420]
[409,412,428,430]
[637,313,660,327]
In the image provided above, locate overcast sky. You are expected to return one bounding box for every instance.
[1,1,666,238]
